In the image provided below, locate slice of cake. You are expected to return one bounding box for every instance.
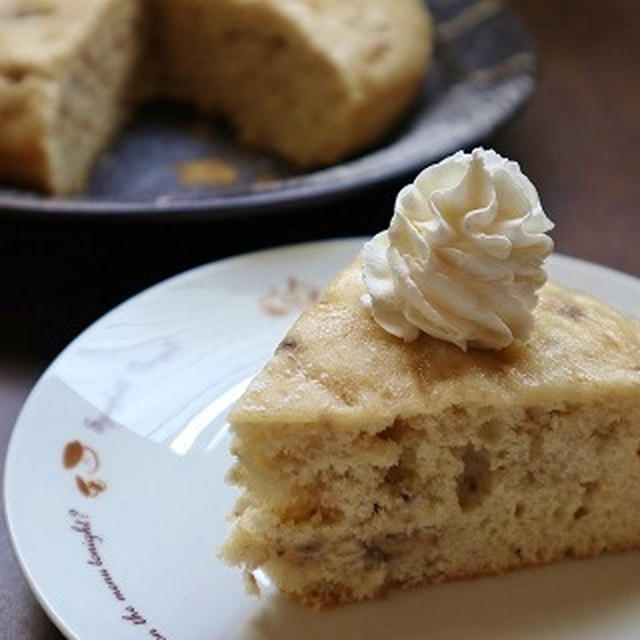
[221,149,640,607]
[0,0,142,193]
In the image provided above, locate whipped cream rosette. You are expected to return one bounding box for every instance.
[362,148,554,351]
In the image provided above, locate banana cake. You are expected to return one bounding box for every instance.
[0,0,142,193]
[0,0,432,193]
[220,150,640,607]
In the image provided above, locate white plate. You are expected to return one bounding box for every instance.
[4,238,640,640]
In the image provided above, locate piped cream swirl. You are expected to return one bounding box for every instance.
[361,148,554,351]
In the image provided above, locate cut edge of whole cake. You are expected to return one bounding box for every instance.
[0,0,143,193]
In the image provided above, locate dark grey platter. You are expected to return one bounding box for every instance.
[0,0,535,219]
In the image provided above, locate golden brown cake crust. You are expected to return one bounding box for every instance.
[231,257,640,432]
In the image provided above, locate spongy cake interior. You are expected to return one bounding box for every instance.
[221,257,640,607]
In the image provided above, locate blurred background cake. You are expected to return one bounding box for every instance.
[0,0,432,194]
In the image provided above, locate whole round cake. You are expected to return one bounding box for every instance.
[0,0,432,194]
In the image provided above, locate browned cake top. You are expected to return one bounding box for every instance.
[231,257,640,431]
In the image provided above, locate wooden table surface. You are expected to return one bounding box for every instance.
[1,1,639,637]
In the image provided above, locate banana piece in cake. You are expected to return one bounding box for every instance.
[0,0,142,193]
[221,150,640,607]
[0,0,432,194]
